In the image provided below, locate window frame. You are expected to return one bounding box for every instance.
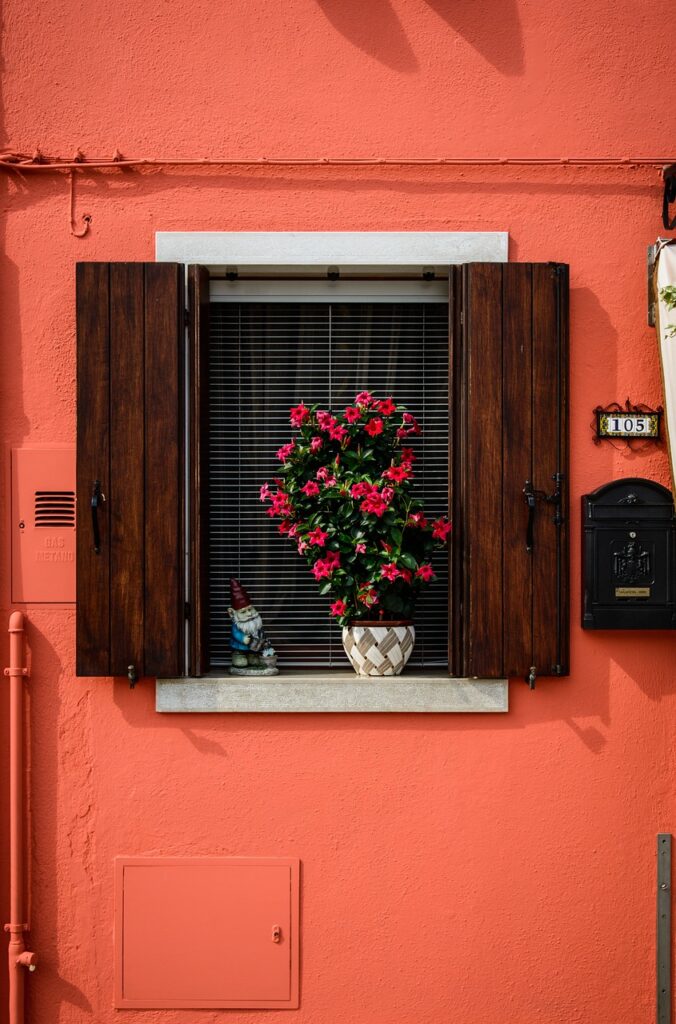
[168,232,509,678]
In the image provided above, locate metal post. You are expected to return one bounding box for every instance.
[658,833,672,1024]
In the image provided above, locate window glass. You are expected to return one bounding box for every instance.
[209,301,449,668]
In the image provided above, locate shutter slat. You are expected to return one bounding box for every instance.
[502,263,533,676]
[110,264,145,676]
[463,264,504,677]
[532,263,569,675]
[189,265,211,676]
[76,264,111,675]
[144,263,185,677]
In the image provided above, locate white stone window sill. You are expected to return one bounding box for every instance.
[155,672,508,713]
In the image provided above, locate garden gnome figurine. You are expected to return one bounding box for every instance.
[228,579,278,675]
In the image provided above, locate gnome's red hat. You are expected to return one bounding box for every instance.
[230,578,252,610]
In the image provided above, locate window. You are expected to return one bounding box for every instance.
[208,294,449,669]
[75,244,568,690]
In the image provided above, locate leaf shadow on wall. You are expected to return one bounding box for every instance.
[314,0,418,72]
[422,0,525,76]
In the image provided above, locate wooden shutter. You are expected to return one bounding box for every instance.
[450,262,569,683]
[76,263,185,679]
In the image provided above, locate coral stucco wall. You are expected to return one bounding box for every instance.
[0,1,675,1022]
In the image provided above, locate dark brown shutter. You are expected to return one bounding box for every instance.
[188,265,210,676]
[76,262,185,679]
[450,262,569,682]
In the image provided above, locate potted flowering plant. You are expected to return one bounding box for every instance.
[261,391,451,676]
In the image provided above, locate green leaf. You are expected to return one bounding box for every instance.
[399,551,418,570]
[318,580,333,595]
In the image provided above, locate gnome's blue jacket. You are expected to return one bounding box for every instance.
[230,624,251,651]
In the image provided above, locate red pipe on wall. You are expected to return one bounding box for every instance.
[4,613,36,1024]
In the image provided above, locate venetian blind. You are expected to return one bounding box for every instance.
[208,301,449,668]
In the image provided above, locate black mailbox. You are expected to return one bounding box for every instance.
[582,478,676,629]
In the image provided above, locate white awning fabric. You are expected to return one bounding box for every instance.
[655,241,676,495]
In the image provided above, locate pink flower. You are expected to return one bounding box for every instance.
[355,542,366,554]
[278,520,292,535]
[355,390,373,406]
[328,423,348,442]
[287,523,299,539]
[416,563,436,582]
[407,511,428,528]
[381,487,395,503]
[260,482,272,502]
[403,412,421,435]
[312,559,332,580]
[350,481,374,498]
[381,540,393,553]
[364,417,384,437]
[361,492,389,517]
[311,553,339,579]
[382,464,412,482]
[297,539,308,555]
[301,480,320,497]
[268,491,293,518]
[400,447,416,465]
[431,517,452,541]
[330,599,348,617]
[308,527,329,547]
[344,406,362,423]
[317,410,337,432]
[310,436,323,452]
[375,397,397,416]
[290,403,310,427]
[399,568,412,583]
[316,465,331,481]
[276,441,296,462]
[381,562,401,581]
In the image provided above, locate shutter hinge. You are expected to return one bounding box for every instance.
[184,602,191,620]
[460,310,464,325]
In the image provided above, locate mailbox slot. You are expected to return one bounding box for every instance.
[582,478,676,629]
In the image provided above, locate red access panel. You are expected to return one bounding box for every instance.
[11,447,76,603]
[115,857,300,1009]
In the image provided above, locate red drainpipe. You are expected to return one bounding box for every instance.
[4,613,37,1024]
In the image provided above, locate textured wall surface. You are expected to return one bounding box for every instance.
[0,1,675,1022]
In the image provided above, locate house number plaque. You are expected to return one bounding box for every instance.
[594,400,662,443]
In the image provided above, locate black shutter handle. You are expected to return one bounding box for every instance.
[523,481,537,552]
[523,475,564,552]
[91,479,105,554]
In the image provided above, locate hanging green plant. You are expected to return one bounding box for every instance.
[660,284,676,337]
[260,391,450,627]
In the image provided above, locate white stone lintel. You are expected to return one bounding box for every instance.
[155,674,509,713]
[155,230,508,269]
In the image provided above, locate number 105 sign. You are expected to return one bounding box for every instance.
[595,406,662,441]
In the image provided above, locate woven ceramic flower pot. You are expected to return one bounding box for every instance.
[342,621,415,677]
